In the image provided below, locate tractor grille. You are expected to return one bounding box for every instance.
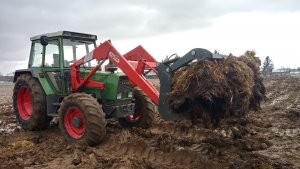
[117,77,134,99]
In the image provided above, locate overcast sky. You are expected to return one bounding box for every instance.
[1,0,300,75]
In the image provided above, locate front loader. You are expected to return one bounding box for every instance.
[13,31,224,145]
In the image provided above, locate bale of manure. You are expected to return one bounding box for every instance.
[168,66,190,113]
[168,51,265,128]
[222,55,254,117]
[168,60,230,128]
[238,50,261,73]
[250,76,266,111]
[238,50,266,111]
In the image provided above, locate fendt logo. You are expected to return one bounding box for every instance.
[109,51,120,63]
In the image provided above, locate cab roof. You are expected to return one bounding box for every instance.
[30,31,97,41]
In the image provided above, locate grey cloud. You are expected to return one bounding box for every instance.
[0,0,299,73]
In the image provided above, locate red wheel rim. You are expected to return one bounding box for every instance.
[64,107,86,139]
[125,113,141,123]
[17,86,33,120]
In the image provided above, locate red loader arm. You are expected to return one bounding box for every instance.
[71,41,159,105]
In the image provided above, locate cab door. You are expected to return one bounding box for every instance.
[42,39,63,94]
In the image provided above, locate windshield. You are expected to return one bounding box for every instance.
[63,39,97,67]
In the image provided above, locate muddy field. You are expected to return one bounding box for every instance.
[0,76,299,169]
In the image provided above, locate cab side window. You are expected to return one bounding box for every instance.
[44,40,60,67]
[31,42,43,67]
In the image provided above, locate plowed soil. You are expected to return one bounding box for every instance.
[0,76,299,169]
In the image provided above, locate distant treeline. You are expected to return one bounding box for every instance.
[0,76,13,82]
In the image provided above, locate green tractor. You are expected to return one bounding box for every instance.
[14,31,223,146]
[13,31,156,146]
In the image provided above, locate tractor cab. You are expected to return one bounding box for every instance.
[27,31,99,94]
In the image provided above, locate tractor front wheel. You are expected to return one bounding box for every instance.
[13,74,51,130]
[118,87,156,129]
[58,93,106,146]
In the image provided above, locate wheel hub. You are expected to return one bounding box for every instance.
[72,117,82,128]
[64,107,86,139]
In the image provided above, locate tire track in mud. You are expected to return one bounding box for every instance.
[96,119,274,169]
[149,122,214,143]
[95,137,218,169]
[93,121,220,168]
[149,113,217,143]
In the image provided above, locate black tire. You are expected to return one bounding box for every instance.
[13,74,51,130]
[118,87,156,129]
[58,93,106,146]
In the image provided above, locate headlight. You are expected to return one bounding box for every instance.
[117,93,122,99]
[128,92,133,98]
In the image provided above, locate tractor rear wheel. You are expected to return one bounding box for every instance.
[58,93,106,146]
[118,87,156,129]
[13,74,51,130]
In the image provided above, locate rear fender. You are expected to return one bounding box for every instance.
[13,69,38,82]
[14,68,61,116]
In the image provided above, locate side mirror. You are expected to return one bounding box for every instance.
[40,36,48,46]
